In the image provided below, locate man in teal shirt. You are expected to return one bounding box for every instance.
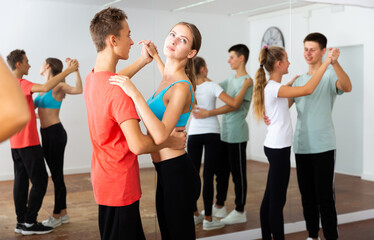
[291,33,351,240]
[193,44,253,224]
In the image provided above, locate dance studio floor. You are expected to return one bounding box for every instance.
[1,160,374,240]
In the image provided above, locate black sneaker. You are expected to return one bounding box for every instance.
[14,223,24,234]
[21,222,53,235]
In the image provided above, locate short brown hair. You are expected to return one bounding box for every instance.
[7,49,26,70]
[229,44,250,64]
[89,7,128,52]
[304,32,327,50]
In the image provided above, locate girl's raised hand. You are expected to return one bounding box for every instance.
[66,59,79,72]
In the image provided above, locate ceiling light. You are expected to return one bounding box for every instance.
[230,0,297,16]
[102,0,122,8]
[301,0,374,8]
[171,0,216,12]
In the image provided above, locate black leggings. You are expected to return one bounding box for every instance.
[260,146,291,240]
[41,122,67,214]
[154,153,201,240]
[187,133,221,216]
[215,141,247,212]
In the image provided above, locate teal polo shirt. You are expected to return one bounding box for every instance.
[292,67,343,154]
[220,74,253,143]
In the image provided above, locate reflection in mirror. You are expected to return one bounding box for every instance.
[278,0,374,239]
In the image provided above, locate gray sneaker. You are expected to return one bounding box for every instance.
[194,213,204,225]
[61,214,70,224]
[42,216,62,228]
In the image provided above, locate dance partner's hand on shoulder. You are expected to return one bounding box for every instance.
[286,75,300,86]
[263,115,271,126]
[243,77,253,89]
[327,48,340,65]
[109,75,140,99]
[165,126,187,150]
[192,107,209,119]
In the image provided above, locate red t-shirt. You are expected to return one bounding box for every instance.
[84,70,141,206]
[9,79,40,149]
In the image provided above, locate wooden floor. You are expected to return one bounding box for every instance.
[1,160,374,240]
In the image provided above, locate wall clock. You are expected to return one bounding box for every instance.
[261,27,285,48]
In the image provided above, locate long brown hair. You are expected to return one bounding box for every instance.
[252,46,285,121]
[172,22,202,91]
[46,58,63,76]
[193,56,206,76]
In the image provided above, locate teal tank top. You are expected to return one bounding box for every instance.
[34,89,62,109]
[147,80,194,127]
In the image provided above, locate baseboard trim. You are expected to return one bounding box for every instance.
[198,209,374,240]
[361,174,374,182]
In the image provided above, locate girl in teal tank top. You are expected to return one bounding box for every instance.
[110,22,202,240]
[36,57,82,228]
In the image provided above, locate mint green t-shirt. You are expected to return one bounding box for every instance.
[220,74,253,143]
[292,67,343,154]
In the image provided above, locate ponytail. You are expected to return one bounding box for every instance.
[252,46,285,121]
[46,57,63,76]
[252,48,268,121]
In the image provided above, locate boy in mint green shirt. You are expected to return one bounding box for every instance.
[291,33,351,240]
[193,44,253,224]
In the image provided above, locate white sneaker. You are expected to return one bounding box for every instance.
[42,216,62,228]
[203,218,225,231]
[60,214,70,224]
[194,213,204,225]
[306,238,321,240]
[201,205,228,218]
[212,205,228,218]
[220,210,247,225]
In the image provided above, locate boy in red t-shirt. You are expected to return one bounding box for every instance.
[85,7,186,240]
[6,49,78,235]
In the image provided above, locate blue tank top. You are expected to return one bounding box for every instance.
[147,80,194,127]
[34,89,62,109]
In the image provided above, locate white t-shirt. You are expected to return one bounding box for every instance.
[263,80,293,149]
[188,81,223,135]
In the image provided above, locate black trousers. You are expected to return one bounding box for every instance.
[11,145,48,223]
[98,201,145,240]
[295,150,338,240]
[154,153,201,240]
[260,146,291,240]
[187,133,221,216]
[41,122,67,214]
[215,141,247,212]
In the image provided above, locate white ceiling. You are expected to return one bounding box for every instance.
[36,0,312,17]
[36,0,374,17]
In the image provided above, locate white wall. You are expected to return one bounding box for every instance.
[0,0,249,180]
[246,5,374,180]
